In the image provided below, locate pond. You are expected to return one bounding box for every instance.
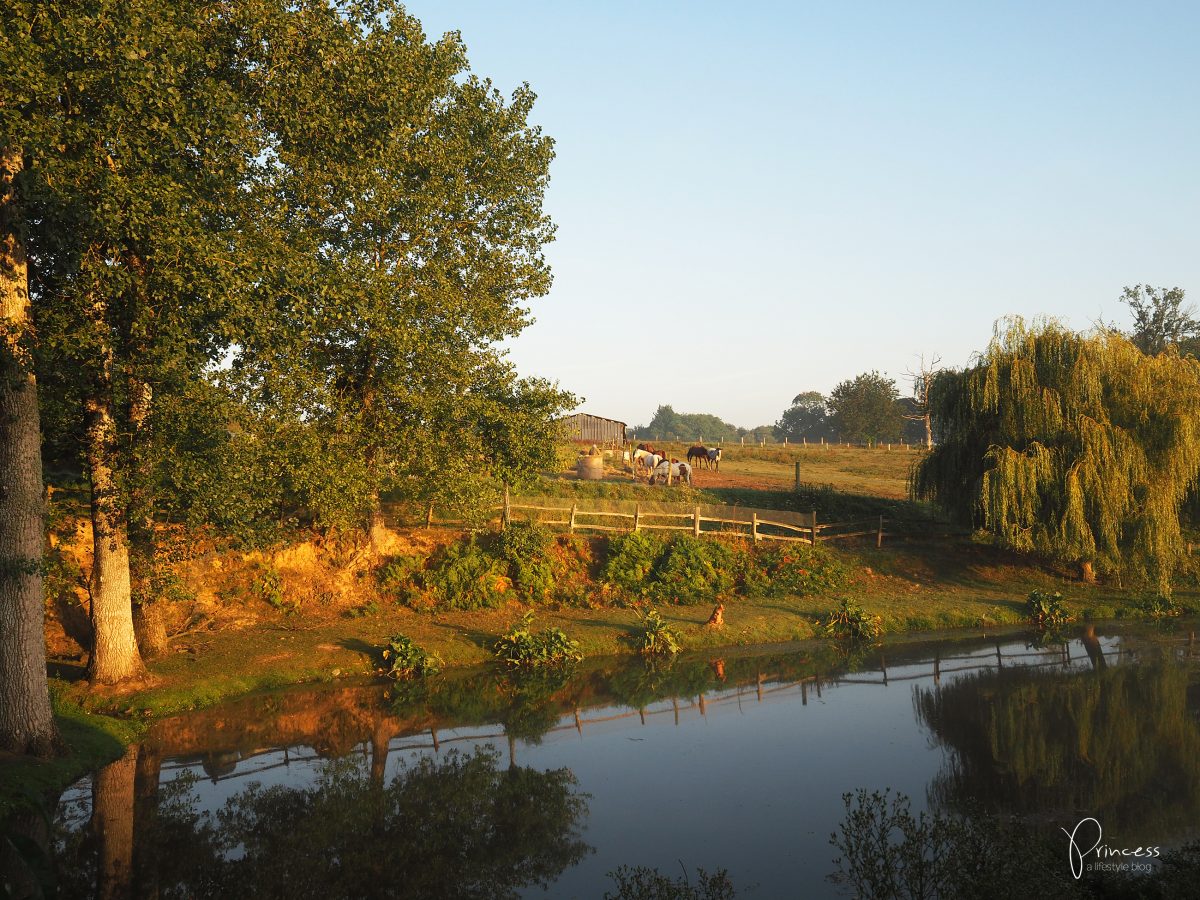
[24,623,1200,897]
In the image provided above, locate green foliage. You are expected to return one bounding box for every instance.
[421,539,511,611]
[498,522,557,602]
[1024,590,1072,630]
[1121,284,1198,355]
[752,543,848,597]
[1124,594,1182,619]
[493,612,583,668]
[251,566,285,610]
[822,599,883,641]
[650,535,736,604]
[634,607,682,656]
[380,635,442,680]
[377,555,425,599]
[603,532,668,596]
[605,866,737,900]
[632,404,742,442]
[915,319,1200,595]
[774,391,835,442]
[828,371,903,443]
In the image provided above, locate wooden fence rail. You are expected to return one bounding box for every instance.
[404,490,887,547]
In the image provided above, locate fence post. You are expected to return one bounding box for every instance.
[570,502,577,534]
[876,515,883,548]
[502,483,511,529]
[634,503,641,532]
[793,461,801,493]
[752,512,760,543]
[426,502,434,529]
[811,509,818,545]
[694,505,701,537]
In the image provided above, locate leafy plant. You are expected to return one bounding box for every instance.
[377,554,424,597]
[413,539,511,611]
[634,606,682,656]
[753,543,847,597]
[252,565,287,609]
[493,612,583,668]
[498,522,557,602]
[345,600,380,619]
[380,635,442,679]
[1024,590,1072,630]
[822,599,883,641]
[1125,594,1181,619]
[603,531,667,596]
[650,536,736,604]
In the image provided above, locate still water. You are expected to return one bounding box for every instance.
[39,624,1200,897]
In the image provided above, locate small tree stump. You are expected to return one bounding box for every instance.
[705,602,725,629]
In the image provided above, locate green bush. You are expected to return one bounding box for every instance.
[252,565,286,609]
[822,599,883,641]
[1025,590,1072,629]
[493,612,583,668]
[650,535,736,604]
[603,531,667,596]
[754,543,848,597]
[1123,594,1181,619]
[404,538,510,611]
[498,522,557,602]
[634,606,682,656]
[377,554,424,597]
[380,635,442,679]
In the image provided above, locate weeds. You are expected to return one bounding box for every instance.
[822,599,883,641]
[493,612,583,668]
[380,635,442,679]
[634,606,682,656]
[1025,590,1072,630]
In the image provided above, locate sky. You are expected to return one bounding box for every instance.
[404,1,1200,430]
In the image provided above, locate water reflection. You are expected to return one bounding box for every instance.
[52,746,588,899]
[916,641,1200,838]
[18,624,1200,898]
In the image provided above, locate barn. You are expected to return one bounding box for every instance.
[559,413,628,447]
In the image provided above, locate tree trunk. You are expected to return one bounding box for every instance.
[923,413,932,449]
[127,376,166,658]
[0,145,60,755]
[133,745,163,900]
[1080,560,1096,583]
[86,383,145,683]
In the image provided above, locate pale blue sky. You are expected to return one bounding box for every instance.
[405,1,1200,429]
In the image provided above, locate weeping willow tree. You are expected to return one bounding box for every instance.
[914,318,1200,593]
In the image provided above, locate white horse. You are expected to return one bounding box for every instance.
[633,447,665,473]
[649,459,692,486]
[706,447,722,471]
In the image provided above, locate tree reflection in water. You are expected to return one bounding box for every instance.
[915,652,1200,837]
[53,746,590,900]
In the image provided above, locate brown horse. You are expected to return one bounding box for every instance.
[686,445,709,467]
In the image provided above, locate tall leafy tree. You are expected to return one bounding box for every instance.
[1120,284,1197,356]
[22,0,275,682]
[827,372,902,444]
[0,13,60,752]
[774,391,834,442]
[914,318,1200,592]
[232,1,571,533]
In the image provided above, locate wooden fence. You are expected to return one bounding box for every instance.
[404,491,886,546]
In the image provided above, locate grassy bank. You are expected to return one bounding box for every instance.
[53,533,1195,721]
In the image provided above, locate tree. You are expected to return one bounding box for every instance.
[774,391,835,443]
[1120,284,1197,355]
[827,372,903,444]
[0,145,60,753]
[229,1,572,534]
[914,318,1200,592]
[902,354,941,449]
[633,405,742,443]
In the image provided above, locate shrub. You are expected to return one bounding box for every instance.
[1025,590,1072,629]
[603,531,667,596]
[377,554,424,598]
[605,866,736,900]
[822,599,883,641]
[400,538,510,611]
[634,606,682,656]
[498,522,557,602]
[252,565,286,609]
[1124,594,1181,619]
[753,543,848,597]
[650,535,736,604]
[380,635,442,679]
[493,611,583,668]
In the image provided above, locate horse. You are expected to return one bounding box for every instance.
[706,447,722,471]
[686,445,708,467]
[649,458,692,486]
[632,447,665,477]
